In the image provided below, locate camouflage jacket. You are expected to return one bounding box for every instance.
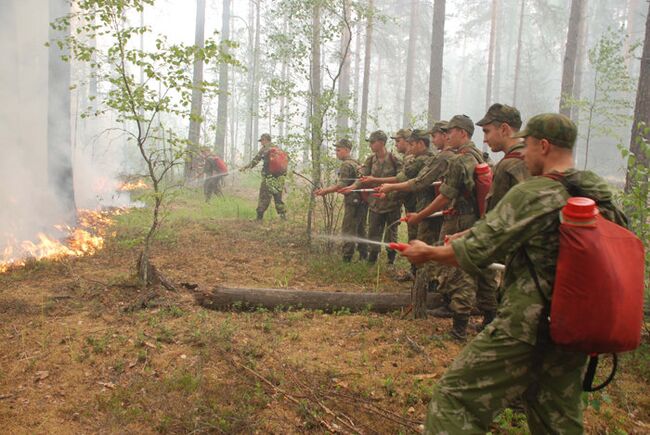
[336,157,362,206]
[486,142,530,211]
[395,151,433,211]
[248,144,275,177]
[408,148,455,211]
[439,142,485,216]
[357,152,402,213]
[451,169,626,345]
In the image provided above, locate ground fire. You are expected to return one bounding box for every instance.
[0,208,124,273]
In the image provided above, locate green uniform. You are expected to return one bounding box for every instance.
[248,144,287,219]
[396,154,419,241]
[336,156,368,261]
[425,169,626,434]
[436,141,484,315]
[357,152,402,262]
[477,142,531,314]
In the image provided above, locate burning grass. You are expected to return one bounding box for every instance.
[0,208,125,273]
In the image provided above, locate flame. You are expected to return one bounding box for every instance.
[0,209,124,273]
[117,180,149,191]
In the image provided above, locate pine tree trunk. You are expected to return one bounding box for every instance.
[48,0,76,225]
[559,0,585,117]
[402,0,418,127]
[352,22,362,153]
[307,3,322,240]
[427,0,445,127]
[359,0,373,155]
[214,0,231,158]
[186,0,206,178]
[252,2,261,148]
[336,0,352,136]
[244,0,255,161]
[493,0,501,103]
[513,0,525,106]
[625,0,650,194]
[485,0,498,113]
[571,0,589,122]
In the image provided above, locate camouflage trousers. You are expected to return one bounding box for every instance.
[203,175,225,202]
[410,217,444,310]
[341,201,368,261]
[404,195,418,241]
[476,266,499,313]
[436,215,478,315]
[425,325,587,434]
[367,209,401,261]
[257,175,286,217]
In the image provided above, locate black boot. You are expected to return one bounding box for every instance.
[367,252,378,264]
[256,211,264,221]
[387,251,396,265]
[450,314,469,342]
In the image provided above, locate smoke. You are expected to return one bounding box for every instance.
[0,0,132,258]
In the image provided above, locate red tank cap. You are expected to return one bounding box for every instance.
[475,163,490,174]
[562,197,599,221]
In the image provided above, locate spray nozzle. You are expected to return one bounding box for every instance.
[388,242,409,252]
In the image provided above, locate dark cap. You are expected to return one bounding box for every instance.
[407,129,430,142]
[429,120,449,134]
[513,113,577,149]
[366,130,388,143]
[334,138,353,149]
[476,103,522,129]
[391,128,412,140]
[447,115,474,137]
[258,133,271,142]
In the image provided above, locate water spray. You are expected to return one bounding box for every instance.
[315,234,504,270]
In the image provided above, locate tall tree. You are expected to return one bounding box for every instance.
[48,0,76,224]
[186,0,206,178]
[485,0,498,112]
[252,1,261,146]
[571,0,589,121]
[402,0,418,126]
[512,0,525,106]
[244,0,255,160]
[307,2,322,239]
[626,0,650,194]
[359,0,373,154]
[427,0,445,126]
[559,0,586,117]
[214,0,231,158]
[352,21,362,149]
[336,0,352,135]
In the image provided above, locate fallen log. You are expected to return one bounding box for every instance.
[195,286,440,314]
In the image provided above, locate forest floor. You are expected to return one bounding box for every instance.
[1,175,649,434]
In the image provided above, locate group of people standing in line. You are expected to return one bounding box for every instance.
[317,106,626,434]
[235,106,629,433]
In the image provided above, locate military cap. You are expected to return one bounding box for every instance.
[366,130,388,143]
[447,114,474,137]
[391,128,412,140]
[513,113,577,149]
[334,138,353,149]
[476,103,522,129]
[258,133,272,142]
[429,120,449,134]
[407,129,430,142]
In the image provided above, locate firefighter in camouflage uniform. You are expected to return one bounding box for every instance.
[400,113,627,434]
[314,138,368,262]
